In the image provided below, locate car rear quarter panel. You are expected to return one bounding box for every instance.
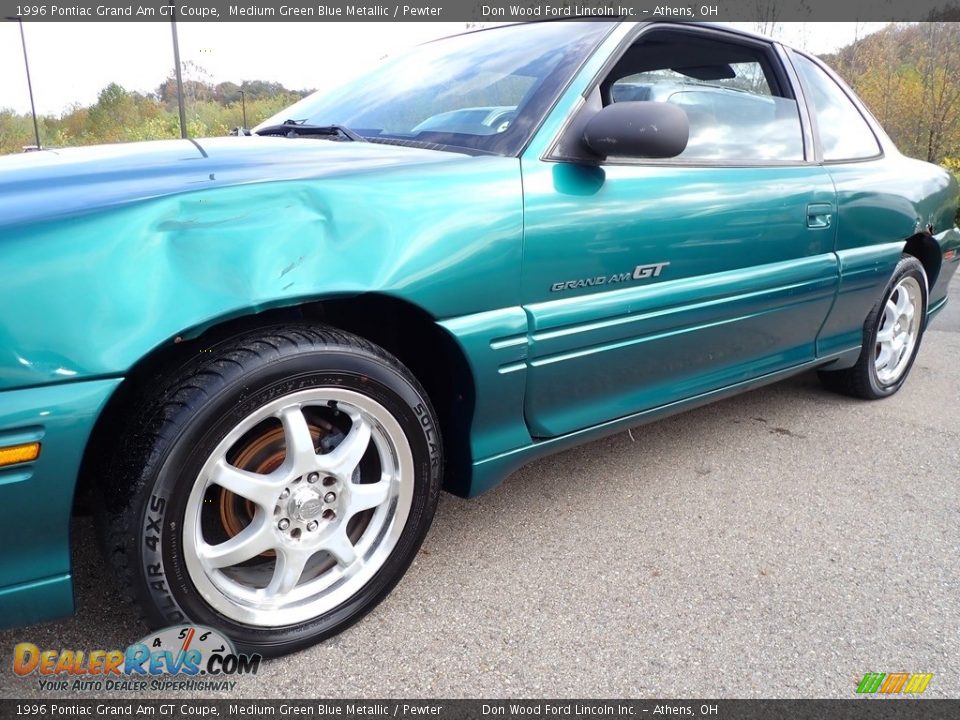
[817,155,960,357]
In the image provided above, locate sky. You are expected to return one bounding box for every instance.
[0,22,887,116]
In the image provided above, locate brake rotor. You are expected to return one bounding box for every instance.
[218,422,329,558]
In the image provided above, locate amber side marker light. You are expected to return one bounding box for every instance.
[0,442,40,467]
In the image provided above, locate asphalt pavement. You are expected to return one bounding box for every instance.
[2,276,958,699]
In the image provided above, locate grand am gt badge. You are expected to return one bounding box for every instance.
[550,262,670,292]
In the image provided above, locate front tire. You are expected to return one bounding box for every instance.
[99,325,442,656]
[818,254,928,399]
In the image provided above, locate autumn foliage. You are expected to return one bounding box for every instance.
[0,66,310,155]
[826,22,960,171]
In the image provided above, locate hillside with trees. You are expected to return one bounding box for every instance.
[825,22,960,169]
[0,65,311,154]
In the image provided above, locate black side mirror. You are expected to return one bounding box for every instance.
[582,101,689,159]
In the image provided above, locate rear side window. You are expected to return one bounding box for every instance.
[791,53,881,161]
[605,36,804,164]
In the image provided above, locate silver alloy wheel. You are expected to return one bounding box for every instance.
[875,275,923,386]
[182,388,414,626]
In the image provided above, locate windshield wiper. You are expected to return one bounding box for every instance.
[254,119,366,142]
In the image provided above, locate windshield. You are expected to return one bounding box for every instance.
[256,22,614,156]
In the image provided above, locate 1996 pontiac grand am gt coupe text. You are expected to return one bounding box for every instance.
[1,21,957,655]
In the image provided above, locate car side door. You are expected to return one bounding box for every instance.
[519,24,840,439]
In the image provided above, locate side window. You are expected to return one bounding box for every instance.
[604,34,804,163]
[791,53,881,161]
[612,62,773,100]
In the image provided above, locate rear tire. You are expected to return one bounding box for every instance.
[818,255,927,399]
[97,324,442,657]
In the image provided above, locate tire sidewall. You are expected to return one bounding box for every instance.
[131,347,441,655]
[864,257,928,397]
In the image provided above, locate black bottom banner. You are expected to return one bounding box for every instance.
[2,700,959,720]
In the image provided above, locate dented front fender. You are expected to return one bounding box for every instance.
[0,139,523,390]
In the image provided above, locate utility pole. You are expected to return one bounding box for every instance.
[169,2,188,139]
[5,16,41,150]
[239,90,247,129]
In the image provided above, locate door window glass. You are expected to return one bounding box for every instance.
[606,34,804,163]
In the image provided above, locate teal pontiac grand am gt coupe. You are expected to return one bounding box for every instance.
[1,21,958,655]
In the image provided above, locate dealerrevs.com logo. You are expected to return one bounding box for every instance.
[13,625,261,692]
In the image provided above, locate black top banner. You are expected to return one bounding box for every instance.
[1,0,959,22]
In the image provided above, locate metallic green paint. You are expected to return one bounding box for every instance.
[817,159,960,358]
[519,160,839,438]
[469,346,862,497]
[437,309,530,492]
[1,20,958,628]
[0,575,73,630]
[0,140,523,391]
[0,379,119,627]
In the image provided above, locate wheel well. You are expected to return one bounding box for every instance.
[903,233,942,289]
[77,296,477,505]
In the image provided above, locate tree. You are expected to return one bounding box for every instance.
[829,22,960,164]
[0,73,313,155]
